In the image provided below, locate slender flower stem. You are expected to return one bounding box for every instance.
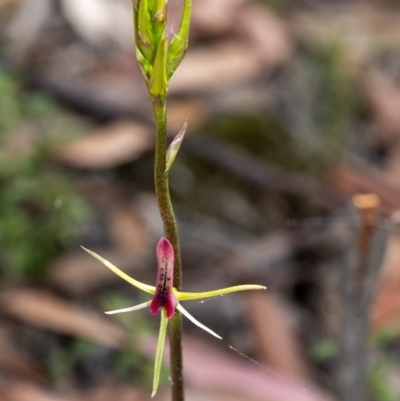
[153,96,184,401]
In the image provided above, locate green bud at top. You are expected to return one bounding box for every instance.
[133,0,191,98]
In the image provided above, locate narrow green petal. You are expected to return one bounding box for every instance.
[105,300,151,315]
[81,247,155,295]
[152,308,168,398]
[177,284,266,301]
[177,304,221,339]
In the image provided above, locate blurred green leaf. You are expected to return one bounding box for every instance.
[0,67,88,279]
[371,325,400,348]
[369,361,398,401]
[310,339,338,362]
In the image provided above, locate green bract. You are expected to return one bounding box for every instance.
[165,121,187,173]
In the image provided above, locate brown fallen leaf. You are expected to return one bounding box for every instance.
[47,248,150,295]
[183,338,333,401]
[3,383,75,401]
[3,380,153,401]
[60,0,134,50]
[0,328,45,383]
[74,380,151,401]
[365,70,400,141]
[0,289,126,348]
[191,0,250,38]
[245,291,310,381]
[0,0,21,8]
[108,201,151,253]
[167,98,207,134]
[238,5,293,70]
[330,158,400,214]
[55,120,153,169]
[176,4,292,95]
[290,4,400,62]
[170,41,261,93]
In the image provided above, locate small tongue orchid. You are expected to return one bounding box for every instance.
[82,238,265,397]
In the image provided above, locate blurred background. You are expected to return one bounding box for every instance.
[1,0,400,400]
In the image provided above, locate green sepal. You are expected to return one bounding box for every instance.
[149,36,168,99]
[133,3,140,53]
[165,121,187,173]
[136,48,152,81]
[153,0,167,25]
[81,247,156,294]
[152,308,168,398]
[148,0,157,14]
[167,0,191,79]
[176,284,266,301]
[137,0,155,61]
[151,0,167,51]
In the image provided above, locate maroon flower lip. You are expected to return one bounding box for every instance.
[150,237,178,318]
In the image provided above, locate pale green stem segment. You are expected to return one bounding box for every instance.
[81,247,155,295]
[176,304,221,339]
[177,284,266,301]
[105,300,152,315]
[152,308,169,398]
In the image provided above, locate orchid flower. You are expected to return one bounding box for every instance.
[82,238,265,397]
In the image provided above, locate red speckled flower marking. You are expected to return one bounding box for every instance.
[150,237,178,318]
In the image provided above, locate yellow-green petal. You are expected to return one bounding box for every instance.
[105,300,152,315]
[152,308,168,398]
[81,247,155,295]
[176,284,266,301]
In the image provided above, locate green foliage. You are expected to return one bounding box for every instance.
[172,112,319,232]
[369,361,398,401]
[310,339,338,362]
[0,67,87,279]
[270,42,359,166]
[202,113,304,172]
[49,339,97,386]
[112,343,169,388]
[367,325,400,401]
[371,325,400,349]
[315,42,358,156]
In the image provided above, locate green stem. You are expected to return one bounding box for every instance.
[153,96,184,401]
